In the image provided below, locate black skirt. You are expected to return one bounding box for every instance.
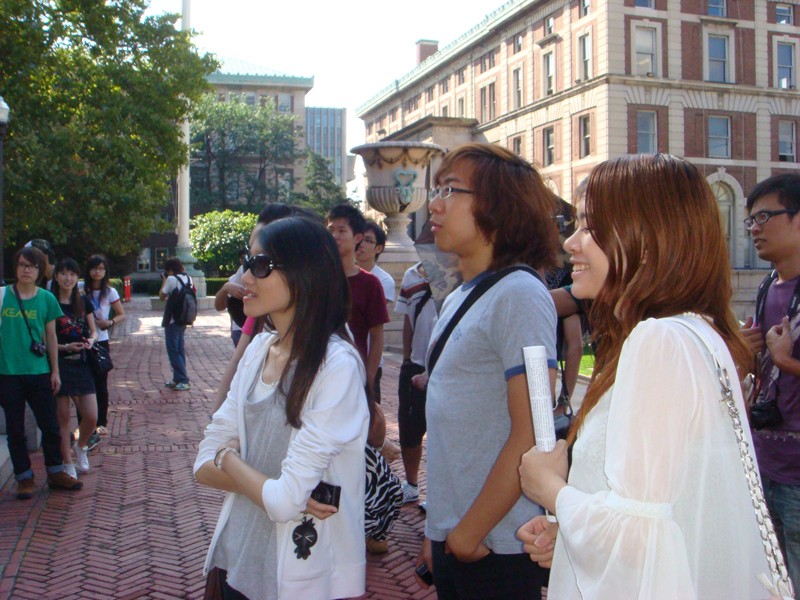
[58,356,96,397]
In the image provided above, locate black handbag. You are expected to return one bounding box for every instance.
[86,341,113,376]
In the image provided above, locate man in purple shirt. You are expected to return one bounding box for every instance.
[746,172,800,590]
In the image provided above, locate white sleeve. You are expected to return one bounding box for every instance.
[394,271,414,315]
[261,351,368,523]
[555,319,699,600]
[229,266,244,286]
[107,288,121,304]
[161,276,176,295]
[380,273,395,303]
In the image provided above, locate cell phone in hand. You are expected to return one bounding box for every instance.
[415,563,434,586]
[310,481,341,509]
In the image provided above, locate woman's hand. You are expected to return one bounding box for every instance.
[83,337,95,349]
[304,497,338,521]
[411,372,428,390]
[517,515,558,568]
[66,341,84,353]
[519,439,569,514]
[414,537,434,590]
[380,439,401,463]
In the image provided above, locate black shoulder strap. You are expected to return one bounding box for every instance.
[12,285,38,344]
[412,287,432,329]
[755,269,800,326]
[427,266,543,377]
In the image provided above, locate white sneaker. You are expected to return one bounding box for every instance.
[64,462,78,479]
[401,481,420,504]
[73,442,90,472]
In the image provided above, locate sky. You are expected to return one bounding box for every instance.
[145,0,503,192]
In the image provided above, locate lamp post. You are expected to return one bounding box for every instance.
[0,97,9,285]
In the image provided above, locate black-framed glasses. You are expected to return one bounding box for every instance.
[743,209,799,230]
[243,254,283,278]
[429,186,475,201]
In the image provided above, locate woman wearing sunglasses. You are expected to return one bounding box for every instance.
[194,217,370,600]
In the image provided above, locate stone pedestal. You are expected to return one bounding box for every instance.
[350,141,446,352]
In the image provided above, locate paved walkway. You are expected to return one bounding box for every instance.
[0,300,433,600]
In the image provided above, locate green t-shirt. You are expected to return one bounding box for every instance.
[0,287,63,375]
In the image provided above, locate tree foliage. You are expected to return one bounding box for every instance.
[190,94,302,212]
[292,149,348,216]
[0,0,217,266]
[189,210,256,276]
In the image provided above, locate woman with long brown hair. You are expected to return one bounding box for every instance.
[518,154,787,598]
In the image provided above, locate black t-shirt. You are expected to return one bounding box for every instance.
[56,296,94,356]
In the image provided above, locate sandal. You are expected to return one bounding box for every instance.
[96,426,109,436]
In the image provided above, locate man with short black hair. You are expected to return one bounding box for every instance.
[327,204,389,392]
[745,171,800,590]
[159,257,192,391]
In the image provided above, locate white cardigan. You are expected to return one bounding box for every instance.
[194,332,369,600]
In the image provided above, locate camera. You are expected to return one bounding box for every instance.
[310,481,341,509]
[30,341,46,357]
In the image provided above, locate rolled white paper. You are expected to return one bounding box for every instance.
[523,346,556,453]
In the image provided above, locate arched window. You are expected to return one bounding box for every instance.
[711,181,734,260]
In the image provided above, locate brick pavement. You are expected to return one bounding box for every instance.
[0,300,433,600]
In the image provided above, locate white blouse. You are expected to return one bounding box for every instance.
[548,316,771,600]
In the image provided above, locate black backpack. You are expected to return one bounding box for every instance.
[165,274,197,326]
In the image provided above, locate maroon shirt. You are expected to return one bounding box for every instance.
[347,268,390,361]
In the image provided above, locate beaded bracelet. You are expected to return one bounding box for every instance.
[215,447,240,470]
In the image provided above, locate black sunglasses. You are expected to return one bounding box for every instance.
[243,254,283,278]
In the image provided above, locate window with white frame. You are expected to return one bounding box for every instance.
[544,52,555,94]
[779,121,796,162]
[580,34,592,80]
[637,111,657,153]
[458,68,466,85]
[580,115,591,158]
[544,127,555,166]
[513,34,523,54]
[777,4,794,25]
[546,16,555,35]
[513,67,523,109]
[480,86,488,122]
[635,27,657,76]
[710,182,733,254]
[708,35,729,82]
[137,248,151,272]
[155,248,168,271]
[489,82,496,120]
[635,0,654,7]
[512,136,523,155]
[442,104,449,117]
[458,97,465,117]
[277,93,292,113]
[708,116,731,158]
[708,0,726,17]
[580,0,590,17]
[778,42,795,89]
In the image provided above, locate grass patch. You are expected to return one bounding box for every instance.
[579,353,595,377]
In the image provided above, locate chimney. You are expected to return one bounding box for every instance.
[416,39,439,65]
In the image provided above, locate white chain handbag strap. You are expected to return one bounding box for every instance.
[667,315,795,598]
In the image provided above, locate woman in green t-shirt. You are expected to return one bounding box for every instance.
[0,247,83,499]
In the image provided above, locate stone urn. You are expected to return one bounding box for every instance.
[350,141,445,249]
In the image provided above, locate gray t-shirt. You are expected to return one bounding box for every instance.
[424,270,557,554]
[211,374,292,600]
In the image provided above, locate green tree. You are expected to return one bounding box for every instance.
[190,210,256,276]
[293,149,348,216]
[0,0,217,266]
[190,94,302,212]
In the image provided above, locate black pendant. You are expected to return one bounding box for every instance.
[292,516,318,560]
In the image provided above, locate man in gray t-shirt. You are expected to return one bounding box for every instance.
[425,271,556,552]
[413,143,559,600]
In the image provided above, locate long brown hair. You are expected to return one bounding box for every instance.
[569,154,752,442]
[434,143,559,272]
